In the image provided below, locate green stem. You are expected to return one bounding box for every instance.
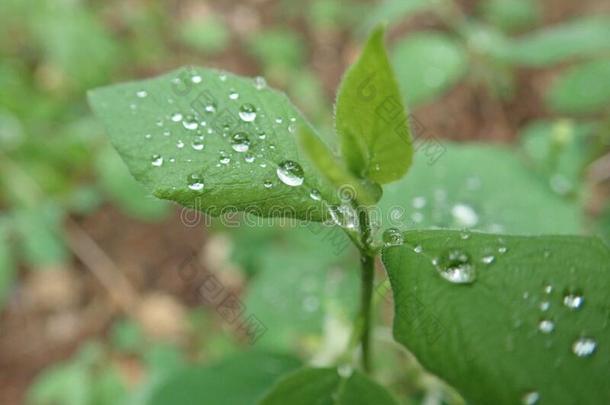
[357,207,375,373]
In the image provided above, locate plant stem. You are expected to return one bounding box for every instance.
[357,207,375,372]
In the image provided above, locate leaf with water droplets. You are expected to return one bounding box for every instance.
[335,25,413,184]
[88,67,342,221]
[382,230,610,404]
[259,367,398,405]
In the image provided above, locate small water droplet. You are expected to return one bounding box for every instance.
[238,104,257,122]
[205,103,217,113]
[563,292,584,310]
[451,203,479,227]
[136,90,148,98]
[182,116,199,130]
[481,255,495,264]
[275,117,284,124]
[522,391,540,405]
[540,301,550,311]
[151,154,164,167]
[231,132,251,153]
[538,319,554,334]
[413,245,423,253]
[382,228,404,246]
[498,246,508,254]
[192,140,204,151]
[171,112,183,122]
[543,284,552,294]
[437,249,476,284]
[144,134,152,139]
[176,140,185,149]
[276,160,304,187]
[244,154,255,163]
[191,74,202,84]
[219,73,227,81]
[229,90,239,100]
[572,337,596,357]
[309,189,321,201]
[219,154,231,165]
[263,180,273,189]
[187,173,204,191]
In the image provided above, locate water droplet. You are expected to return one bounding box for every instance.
[171,112,183,122]
[309,189,321,201]
[543,284,552,294]
[414,245,423,253]
[144,134,152,139]
[254,76,267,90]
[263,180,273,189]
[231,132,251,153]
[136,90,148,98]
[219,154,231,165]
[257,131,267,140]
[451,203,479,227]
[176,140,185,149]
[382,228,404,246]
[187,173,204,191]
[244,154,255,163]
[219,73,227,81]
[192,140,204,151]
[229,90,239,100]
[522,391,540,405]
[437,249,476,284]
[276,160,304,187]
[275,117,284,124]
[151,154,163,167]
[563,292,584,310]
[540,301,550,311]
[337,364,353,378]
[191,74,202,84]
[163,130,171,137]
[481,255,495,264]
[238,104,257,122]
[572,337,596,357]
[182,116,199,130]
[498,246,508,254]
[205,103,217,113]
[538,319,554,334]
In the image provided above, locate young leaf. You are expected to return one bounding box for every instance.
[546,58,610,115]
[150,352,301,405]
[382,230,610,405]
[259,367,398,405]
[89,67,341,222]
[392,32,468,106]
[335,26,413,184]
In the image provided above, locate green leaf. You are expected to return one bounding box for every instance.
[377,143,583,235]
[335,26,413,184]
[149,351,301,405]
[546,58,610,115]
[382,229,610,405]
[508,16,610,66]
[392,32,468,106]
[259,367,398,405]
[89,66,341,222]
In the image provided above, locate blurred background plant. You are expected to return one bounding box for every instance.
[0,0,608,403]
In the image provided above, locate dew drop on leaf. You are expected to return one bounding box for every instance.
[176,140,185,149]
[382,228,404,246]
[191,74,202,84]
[538,319,554,334]
[481,255,495,264]
[244,153,255,163]
[413,245,423,253]
[219,154,231,165]
[182,116,199,130]
[191,140,204,151]
[437,249,476,284]
[276,160,304,187]
[309,189,321,201]
[229,90,239,100]
[171,112,183,122]
[231,132,251,153]
[187,173,204,191]
[238,104,257,122]
[539,301,550,311]
[263,180,273,189]
[136,90,147,98]
[572,337,596,357]
[151,154,163,167]
[563,292,584,310]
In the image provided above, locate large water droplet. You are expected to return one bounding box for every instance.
[239,104,257,122]
[563,292,584,310]
[276,160,304,187]
[231,132,251,153]
[572,337,596,357]
[382,228,404,246]
[187,173,204,191]
[538,319,554,334]
[437,249,476,284]
[522,391,540,405]
[151,154,164,167]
